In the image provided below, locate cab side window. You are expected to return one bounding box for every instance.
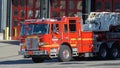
[69,20,76,32]
[52,24,59,33]
[64,24,68,33]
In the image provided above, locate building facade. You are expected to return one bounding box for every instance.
[0,0,2,33]
[0,0,1,32]
[0,0,120,40]
[94,0,120,12]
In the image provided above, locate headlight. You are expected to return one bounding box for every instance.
[72,48,78,52]
[21,48,25,51]
[39,42,44,46]
[50,48,57,53]
[19,43,24,46]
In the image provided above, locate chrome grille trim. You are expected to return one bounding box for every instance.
[26,38,39,50]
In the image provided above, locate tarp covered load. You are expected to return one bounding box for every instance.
[83,12,120,31]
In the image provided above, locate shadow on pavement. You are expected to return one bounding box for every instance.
[72,57,120,61]
[0,60,84,65]
[0,57,119,65]
[60,62,84,65]
[0,40,20,45]
[0,59,58,65]
[0,59,33,65]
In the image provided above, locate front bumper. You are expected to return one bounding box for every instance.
[19,50,48,56]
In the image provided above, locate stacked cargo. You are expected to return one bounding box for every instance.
[83,12,120,31]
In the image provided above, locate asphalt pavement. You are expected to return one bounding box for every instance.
[0,40,20,59]
[1,40,120,68]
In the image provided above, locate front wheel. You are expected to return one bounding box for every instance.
[58,45,72,62]
[32,57,44,63]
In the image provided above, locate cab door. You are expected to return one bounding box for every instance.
[69,20,78,47]
[51,23,61,46]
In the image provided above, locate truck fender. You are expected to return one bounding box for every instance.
[93,42,107,52]
[58,42,72,54]
[109,41,120,48]
[107,42,115,48]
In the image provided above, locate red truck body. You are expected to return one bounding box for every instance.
[19,16,120,63]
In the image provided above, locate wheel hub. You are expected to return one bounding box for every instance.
[112,48,118,57]
[63,50,70,59]
[101,48,107,58]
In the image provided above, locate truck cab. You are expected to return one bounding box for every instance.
[19,17,93,63]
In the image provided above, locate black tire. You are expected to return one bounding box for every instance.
[110,46,120,59]
[58,45,72,62]
[32,57,44,63]
[98,46,108,59]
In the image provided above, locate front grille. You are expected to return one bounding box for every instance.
[26,38,39,50]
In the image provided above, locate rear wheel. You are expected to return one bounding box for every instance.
[98,46,108,59]
[58,45,72,62]
[111,46,120,59]
[32,57,44,63]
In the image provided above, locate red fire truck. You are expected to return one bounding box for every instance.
[19,15,120,63]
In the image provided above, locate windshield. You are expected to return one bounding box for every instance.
[21,24,49,36]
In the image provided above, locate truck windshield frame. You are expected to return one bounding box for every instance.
[21,24,49,36]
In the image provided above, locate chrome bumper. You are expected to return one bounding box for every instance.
[19,50,48,56]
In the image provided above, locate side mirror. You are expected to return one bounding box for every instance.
[52,24,59,34]
[53,29,59,34]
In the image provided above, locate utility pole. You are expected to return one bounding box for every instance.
[1,0,7,40]
[6,0,12,40]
